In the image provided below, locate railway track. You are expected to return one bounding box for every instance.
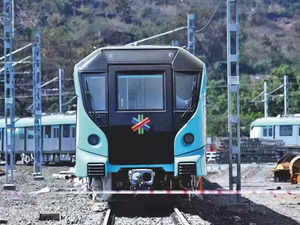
[173,207,210,225]
[102,205,209,225]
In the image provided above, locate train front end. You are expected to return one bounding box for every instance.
[74,46,206,192]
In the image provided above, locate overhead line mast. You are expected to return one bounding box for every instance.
[3,0,16,190]
[227,0,241,194]
[32,31,43,179]
[251,76,289,117]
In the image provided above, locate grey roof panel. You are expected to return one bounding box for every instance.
[0,114,76,128]
[76,46,204,72]
[251,117,300,127]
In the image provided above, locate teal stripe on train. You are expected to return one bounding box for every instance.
[174,65,207,177]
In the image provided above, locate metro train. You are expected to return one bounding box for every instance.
[250,116,300,146]
[74,46,207,193]
[0,113,76,164]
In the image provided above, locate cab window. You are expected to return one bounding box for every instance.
[175,72,198,110]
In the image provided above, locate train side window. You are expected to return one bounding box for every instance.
[299,127,300,136]
[71,126,76,138]
[279,125,293,136]
[63,125,70,138]
[263,127,268,137]
[0,129,2,140]
[17,128,25,139]
[45,126,52,138]
[268,127,272,137]
[27,127,34,139]
[53,126,60,138]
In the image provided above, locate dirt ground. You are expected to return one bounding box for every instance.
[0,163,299,225]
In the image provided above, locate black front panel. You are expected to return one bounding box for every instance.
[108,65,174,164]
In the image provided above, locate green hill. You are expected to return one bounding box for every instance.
[1,0,300,136]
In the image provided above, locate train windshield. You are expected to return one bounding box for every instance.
[84,74,106,111]
[117,73,164,110]
[175,72,198,110]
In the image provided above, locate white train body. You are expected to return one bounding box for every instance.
[250,116,300,146]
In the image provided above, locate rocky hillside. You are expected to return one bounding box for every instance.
[1,0,300,135]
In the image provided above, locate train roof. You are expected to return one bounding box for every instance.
[0,113,76,128]
[75,45,205,72]
[251,116,300,127]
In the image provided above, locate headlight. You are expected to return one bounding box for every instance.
[88,134,100,145]
[183,133,194,145]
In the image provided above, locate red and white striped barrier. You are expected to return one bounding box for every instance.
[2,189,300,196]
[2,189,300,195]
[86,190,300,195]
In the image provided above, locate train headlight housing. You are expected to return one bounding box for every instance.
[183,133,194,145]
[88,134,100,146]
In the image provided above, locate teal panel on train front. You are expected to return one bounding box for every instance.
[74,69,108,158]
[174,66,207,177]
[75,148,108,177]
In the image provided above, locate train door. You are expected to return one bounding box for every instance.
[15,128,25,154]
[61,124,73,152]
[108,65,173,165]
[26,127,34,152]
[43,125,59,152]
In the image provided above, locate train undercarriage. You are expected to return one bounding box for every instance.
[90,168,200,201]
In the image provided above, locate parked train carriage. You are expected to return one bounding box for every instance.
[0,114,76,164]
[250,116,300,146]
[74,46,207,193]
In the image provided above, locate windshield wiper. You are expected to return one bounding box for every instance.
[181,77,198,119]
[85,80,93,109]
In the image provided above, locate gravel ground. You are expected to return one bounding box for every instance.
[0,163,299,225]
[0,164,108,225]
[204,163,300,225]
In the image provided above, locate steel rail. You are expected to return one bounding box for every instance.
[102,209,113,225]
[173,208,190,225]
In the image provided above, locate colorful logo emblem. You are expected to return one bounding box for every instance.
[131,114,151,135]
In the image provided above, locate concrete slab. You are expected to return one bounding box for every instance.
[33,175,44,180]
[32,172,42,176]
[3,184,16,191]
[39,213,60,221]
[0,218,8,224]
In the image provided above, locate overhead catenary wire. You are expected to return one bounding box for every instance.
[62,96,76,106]
[126,26,187,46]
[0,43,32,61]
[0,55,31,73]
[126,1,223,46]
[0,92,74,100]
[195,1,223,33]
[41,76,58,88]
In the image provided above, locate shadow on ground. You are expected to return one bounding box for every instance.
[179,178,300,225]
[110,196,175,217]
[110,179,300,225]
